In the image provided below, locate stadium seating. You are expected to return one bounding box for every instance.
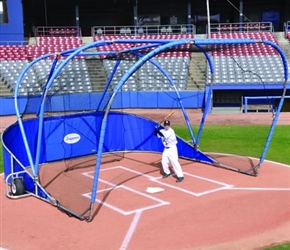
[207,32,284,85]
[38,36,82,55]
[94,34,193,91]
[0,37,94,95]
[0,60,39,94]
[210,32,279,56]
[48,28,77,36]
[32,59,92,95]
[0,36,83,60]
[1,28,285,97]
[0,45,27,60]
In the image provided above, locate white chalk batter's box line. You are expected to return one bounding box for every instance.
[82,182,170,216]
[82,165,233,199]
[83,166,290,195]
[82,166,171,215]
[82,166,290,216]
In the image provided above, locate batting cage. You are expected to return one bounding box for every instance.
[1,36,289,221]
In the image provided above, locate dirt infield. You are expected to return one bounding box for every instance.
[122,108,290,126]
[1,110,290,250]
[1,109,290,131]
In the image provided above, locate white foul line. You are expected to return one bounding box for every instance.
[81,165,290,250]
[229,187,290,191]
[119,210,143,250]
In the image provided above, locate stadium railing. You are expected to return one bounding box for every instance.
[209,22,273,34]
[35,26,81,37]
[206,22,284,86]
[91,24,196,37]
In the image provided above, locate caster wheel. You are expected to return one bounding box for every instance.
[11,178,25,196]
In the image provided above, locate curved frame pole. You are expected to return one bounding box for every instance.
[110,38,200,145]
[36,54,60,117]
[13,38,289,219]
[257,40,289,168]
[90,38,209,210]
[132,50,197,144]
[14,53,52,176]
[96,59,121,111]
[13,39,172,177]
[33,46,103,175]
[193,44,214,146]
[14,41,109,176]
[24,39,172,176]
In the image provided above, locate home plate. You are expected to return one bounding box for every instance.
[146,187,165,193]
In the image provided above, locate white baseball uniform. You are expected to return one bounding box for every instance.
[157,127,184,178]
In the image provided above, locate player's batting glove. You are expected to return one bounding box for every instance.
[154,127,164,137]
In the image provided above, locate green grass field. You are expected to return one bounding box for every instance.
[176,124,290,250]
[1,124,289,249]
[174,124,290,166]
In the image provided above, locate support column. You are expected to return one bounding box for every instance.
[239,0,244,24]
[187,1,192,33]
[75,4,80,36]
[133,0,138,35]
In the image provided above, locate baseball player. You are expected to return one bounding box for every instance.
[154,120,184,182]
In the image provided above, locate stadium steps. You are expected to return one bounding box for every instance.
[28,37,38,45]
[273,32,290,46]
[273,32,290,64]
[85,58,108,92]
[82,36,94,46]
[187,51,206,90]
[0,77,13,96]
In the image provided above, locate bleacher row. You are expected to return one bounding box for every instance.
[102,57,190,91]
[94,34,193,91]
[209,32,279,56]
[0,59,92,95]
[0,35,193,95]
[208,32,284,84]
[0,37,82,60]
[0,32,287,96]
[0,36,86,94]
[94,34,193,57]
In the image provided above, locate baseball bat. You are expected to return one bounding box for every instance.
[158,110,175,126]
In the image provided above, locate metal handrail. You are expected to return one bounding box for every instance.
[91,24,196,37]
[36,26,82,37]
[209,22,273,34]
